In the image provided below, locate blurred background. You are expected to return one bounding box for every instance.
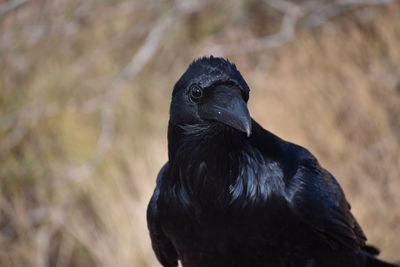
[1,0,399,266]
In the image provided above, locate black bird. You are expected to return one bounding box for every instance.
[147,56,398,267]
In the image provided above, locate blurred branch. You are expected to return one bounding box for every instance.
[337,0,392,4]
[303,0,393,28]
[1,0,210,179]
[108,15,175,92]
[209,0,303,55]
[83,0,209,113]
[209,0,392,55]
[105,0,208,92]
[0,0,30,17]
[86,14,177,164]
[68,0,210,181]
[265,0,303,15]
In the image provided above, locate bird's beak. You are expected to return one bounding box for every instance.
[199,86,252,137]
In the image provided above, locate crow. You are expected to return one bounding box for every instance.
[147,56,398,267]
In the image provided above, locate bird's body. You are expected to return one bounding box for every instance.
[147,57,397,267]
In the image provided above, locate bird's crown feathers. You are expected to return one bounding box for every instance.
[173,56,250,99]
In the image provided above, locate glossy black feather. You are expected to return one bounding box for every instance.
[147,164,179,267]
[147,56,398,267]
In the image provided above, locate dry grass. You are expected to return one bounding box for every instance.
[0,0,399,266]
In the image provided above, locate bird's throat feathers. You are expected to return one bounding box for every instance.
[166,123,285,212]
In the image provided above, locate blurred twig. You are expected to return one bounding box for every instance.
[90,15,176,160]
[0,0,30,17]
[303,0,393,28]
[209,0,392,55]
[209,0,303,55]
[1,0,210,180]
[68,0,210,181]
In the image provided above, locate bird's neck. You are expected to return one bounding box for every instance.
[166,123,284,211]
[167,122,246,160]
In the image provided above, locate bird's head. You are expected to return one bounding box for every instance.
[170,56,252,137]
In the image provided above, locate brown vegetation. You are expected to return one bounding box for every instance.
[1,0,399,266]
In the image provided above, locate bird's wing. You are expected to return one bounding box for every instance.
[147,163,178,267]
[285,157,367,250]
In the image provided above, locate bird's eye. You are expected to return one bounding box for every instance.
[189,85,203,102]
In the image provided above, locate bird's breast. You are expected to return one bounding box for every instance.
[160,193,313,267]
[160,147,319,267]
[167,150,286,212]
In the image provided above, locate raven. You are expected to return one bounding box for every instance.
[147,56,398,267]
